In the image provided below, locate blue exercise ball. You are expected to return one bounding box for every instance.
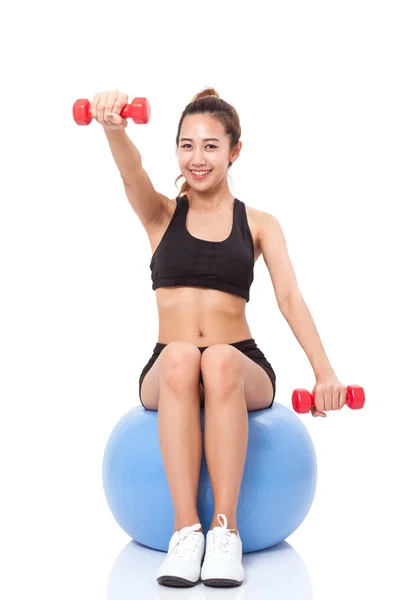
[102,402,317,553]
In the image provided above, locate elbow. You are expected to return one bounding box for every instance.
[278,288,302,311]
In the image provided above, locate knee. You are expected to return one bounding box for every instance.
[159,341,201,387]
[201,345,243,383]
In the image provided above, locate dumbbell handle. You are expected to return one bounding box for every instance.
[73,97,151,126]
[292,384,365,414]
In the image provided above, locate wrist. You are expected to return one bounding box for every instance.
[104,127,127,137]
[314,366,334,378]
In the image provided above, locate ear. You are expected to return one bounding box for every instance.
[230,140,242,163]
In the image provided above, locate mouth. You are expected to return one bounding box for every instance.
[190,170,212,180]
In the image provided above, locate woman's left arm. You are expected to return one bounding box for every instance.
[258,212,347,417]
[279,290,333,378]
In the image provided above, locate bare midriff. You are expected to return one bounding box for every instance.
[155,286,252,346]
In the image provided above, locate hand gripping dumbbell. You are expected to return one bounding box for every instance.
[292,384,365,414]
[73,97,151,126]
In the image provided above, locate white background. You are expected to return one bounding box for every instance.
[1,1,399,598]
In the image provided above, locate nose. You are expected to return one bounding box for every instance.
[191,148,207,167]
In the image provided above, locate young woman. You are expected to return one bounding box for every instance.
[92,87,346,588]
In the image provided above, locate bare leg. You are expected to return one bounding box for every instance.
[158,343,204,533]
[204,380,248,535]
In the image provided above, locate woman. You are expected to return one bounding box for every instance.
[92,87,347,588]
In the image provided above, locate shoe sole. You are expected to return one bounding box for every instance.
[157,545,205,588]
[157,575,200,587]
[202,578,243,587]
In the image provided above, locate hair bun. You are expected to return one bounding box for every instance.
[191,87,220,101]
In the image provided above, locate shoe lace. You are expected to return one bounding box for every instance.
[209,513,236,557]
[169,522,202,559]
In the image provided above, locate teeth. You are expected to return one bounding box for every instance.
[192,171,210,176]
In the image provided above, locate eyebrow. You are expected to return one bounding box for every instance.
[180,137,220,142]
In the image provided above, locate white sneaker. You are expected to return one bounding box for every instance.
[157,522,205,587]
[201,514,244,587]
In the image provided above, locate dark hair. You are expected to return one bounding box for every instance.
[174,88,242,197]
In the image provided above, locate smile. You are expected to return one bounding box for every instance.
[190,170,211,180]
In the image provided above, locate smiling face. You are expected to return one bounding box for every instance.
[177,113,241,190]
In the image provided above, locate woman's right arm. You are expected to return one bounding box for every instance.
[92,90,167,228]
[104,128,142,179]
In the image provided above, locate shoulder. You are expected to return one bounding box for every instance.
[243,204,277,250]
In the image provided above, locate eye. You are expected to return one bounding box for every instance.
[180,144,217,149]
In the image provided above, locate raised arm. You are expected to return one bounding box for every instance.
[104,128,168,228]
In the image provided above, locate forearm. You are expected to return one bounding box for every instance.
[279,291,334,378]
[104,129,142,180]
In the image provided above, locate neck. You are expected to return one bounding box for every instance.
[186,185,235,212]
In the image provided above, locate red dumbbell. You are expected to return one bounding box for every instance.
[73,97,151,126]
[292,385,365,414]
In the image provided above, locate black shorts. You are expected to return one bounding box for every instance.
[138,338,276,410]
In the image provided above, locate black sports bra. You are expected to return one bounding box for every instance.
[150,195,255,302]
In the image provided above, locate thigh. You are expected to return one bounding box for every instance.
[139,342,205,411]
[231,340,276,411]
[242,359,275,411]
